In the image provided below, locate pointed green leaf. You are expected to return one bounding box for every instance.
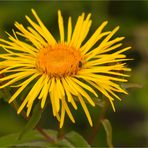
[0,130,56,147]
[18,103,43,140]
[64,131,90,147]
[101,118,113,148]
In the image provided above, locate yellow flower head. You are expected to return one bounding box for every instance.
[0,9,131,127]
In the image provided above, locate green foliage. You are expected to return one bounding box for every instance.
[0,130,90,147]
[64,131,90,147]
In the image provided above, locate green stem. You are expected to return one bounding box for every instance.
[87,100,109,145]
[36,126,55,143]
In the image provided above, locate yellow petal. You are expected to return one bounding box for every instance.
[58,10,64,42]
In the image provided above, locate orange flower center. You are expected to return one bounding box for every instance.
[37,44,82,77]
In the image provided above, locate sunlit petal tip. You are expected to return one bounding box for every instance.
[72,119,76,123]
[128,46,132,50]
[41,103,44,109]
[31,8,37,15]
[90,122,93,127]
[103,20,108,25]
[17,110,21,115]
[119,36,125,40]
[115,25,120,30]
[8,99,13,104]
[58,10,62,15]
[87,13,92,18]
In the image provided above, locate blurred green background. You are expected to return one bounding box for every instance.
[0,1,148,147]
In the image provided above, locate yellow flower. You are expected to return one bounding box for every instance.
[0,9,131,128]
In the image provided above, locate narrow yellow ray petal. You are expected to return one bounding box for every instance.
[15,22,42,49]
[0,55,35,64]
[25,75,45,116]
[87,42,123,58]
[31,9,56,44]
[5,68,36,74]
[38,76,49,100]
[85,56,131,67]
[7,31,39,52]
[61,78,77,110]
[66,77,95,106]
[0,71,36,89]
[80,73,128,83]
[58,10,64,42]
[104,71,129,77]
[53,81,60,113]
[0,70,36,81]
[75,14,92,48]
[98,43,122,54]
[70,13,85,46]
[49,77,55,92]
[71,77,98,97]
[61,97,75,123]
[27,74,46,107]
[0,62,35,70]
[0,39,37,56]
[100,26,120,47]
[17,97,28,114]
[81,21,108,54]
[85,37,124,61]
[114,46,132,54]
[67,17,72,43]
[66,89,77,110]
[49,90,56,116]
[106,87,122,101]
[25,15,56,45]
[9,73,40,103]
[41,79,51,108]
[56,78,65,97]
[27,26,47,46]
[27,103,33,117]
[50,82,61,120]
[2,46,13,54]
[78,95,93,126]
[60,105,65,128]
[81,13,91,39]
[64,78,78,95]
[95,84,115,111]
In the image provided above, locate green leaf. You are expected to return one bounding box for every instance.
[101,118,113,148]
[0,129,90,147]
[0,130,56,147]
[18,103,42,140]
[56,139,75,147]
[64,131,90,147]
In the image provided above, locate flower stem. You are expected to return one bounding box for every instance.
[36,126,55,143]
[87,100,109,145]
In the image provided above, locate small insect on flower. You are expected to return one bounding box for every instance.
[0,9,131,128]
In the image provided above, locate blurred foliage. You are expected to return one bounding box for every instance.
[0,129,90,147]
[0,1,148,147]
